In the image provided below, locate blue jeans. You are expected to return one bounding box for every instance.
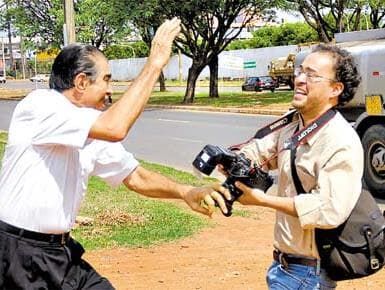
[266,261,337,290]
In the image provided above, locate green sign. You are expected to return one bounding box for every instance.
[243,61,256,69]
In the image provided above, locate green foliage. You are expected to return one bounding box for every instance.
[7,0,132,48]
[103,41,149,60]
[227,22,319,50]
[7,0,64,48]
[27,60,53,74]
[75,0,132,48]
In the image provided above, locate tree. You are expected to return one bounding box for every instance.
[226,22,319,50]
[158,0,276,103]
[284,1,385,42]
[119,0,277,102]
[114,0,169,91]
[367,0,385,28]
[7,0,64,48]
[8,0,131,48]
[75,0,131,48]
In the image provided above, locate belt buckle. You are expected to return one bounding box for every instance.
[278,252,289,269]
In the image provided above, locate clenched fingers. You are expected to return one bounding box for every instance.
[210,183,231,201]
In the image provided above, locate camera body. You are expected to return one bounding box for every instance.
[192,144,273,216]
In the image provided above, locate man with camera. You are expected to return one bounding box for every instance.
[212,44,363,288]
[0,18,229,289]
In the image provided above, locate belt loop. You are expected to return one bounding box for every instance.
[278,252,289,269]
[61,234,66,245]
[18,229,24,238]
[316,259,321,275]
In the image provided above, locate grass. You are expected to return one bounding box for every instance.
[0,131,7,161]
[73,160,220,250]
[111,90,293,107]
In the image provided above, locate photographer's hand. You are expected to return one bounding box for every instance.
[235,181,298,216]
[235,181,266,205]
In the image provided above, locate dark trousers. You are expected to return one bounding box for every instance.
[0,223,114,290]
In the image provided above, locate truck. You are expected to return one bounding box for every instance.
[295,29,385,198]
[268,43,318,89]
[268,53,295,89]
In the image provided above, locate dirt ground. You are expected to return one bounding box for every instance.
[85,203,385,290]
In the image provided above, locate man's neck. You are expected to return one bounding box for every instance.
[300,106,333,127]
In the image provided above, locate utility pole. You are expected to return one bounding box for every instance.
[63,0,76,45]
[2,39,5,78]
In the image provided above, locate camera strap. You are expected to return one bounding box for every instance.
[258,109,337,168]
[282,109,336,151]
[254,110,297,139]
[228,110,297,150]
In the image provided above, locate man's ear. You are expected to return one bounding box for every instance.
[330,82,344,100]
[73,73,89,92]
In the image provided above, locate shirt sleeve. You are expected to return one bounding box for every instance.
[294,144,364,230]
[29,91,101,148]
[85,141,139,188]
[240,131,279,171]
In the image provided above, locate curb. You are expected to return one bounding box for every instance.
[146,105,289,116]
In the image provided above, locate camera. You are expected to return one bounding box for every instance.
[192,144,273,216]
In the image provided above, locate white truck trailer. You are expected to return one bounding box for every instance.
[295,29,385,198]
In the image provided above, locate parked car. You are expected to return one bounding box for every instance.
[30,74,50,82]
[0,76,6,83]
[241,76,278,92]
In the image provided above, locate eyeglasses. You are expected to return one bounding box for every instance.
[294,67,337,83]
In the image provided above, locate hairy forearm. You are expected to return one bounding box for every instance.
[260,195,298,217]
[123,166,192,199]
[239,187,298,217]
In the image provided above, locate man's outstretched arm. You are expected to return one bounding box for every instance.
[90,18,181,141]
[123,166,231,217]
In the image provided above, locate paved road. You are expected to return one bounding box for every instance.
[0,100,275,171]
[123,109,275,172]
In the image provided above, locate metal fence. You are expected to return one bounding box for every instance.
[109,44,299,81]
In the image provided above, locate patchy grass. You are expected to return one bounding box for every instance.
[0,131,7,164]
[0,133,250,250]
[110,90,292,107]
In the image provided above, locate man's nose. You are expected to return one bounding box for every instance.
[294,73,306,85]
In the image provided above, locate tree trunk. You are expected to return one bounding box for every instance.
[159,71,166,92]
[209,55,219,98]
[183,64,204,104]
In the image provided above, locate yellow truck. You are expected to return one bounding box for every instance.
[268,53,295,89]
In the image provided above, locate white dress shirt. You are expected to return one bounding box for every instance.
[0,89,138,233]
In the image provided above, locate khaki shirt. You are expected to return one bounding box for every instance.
[240,111,364,258]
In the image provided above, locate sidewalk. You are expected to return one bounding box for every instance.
[146,104,290,116]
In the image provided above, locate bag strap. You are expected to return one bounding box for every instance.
[290,144,306,194]
[289,109,337,194]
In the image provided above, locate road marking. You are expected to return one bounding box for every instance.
[171,137,202,143]
[158,118,190,123]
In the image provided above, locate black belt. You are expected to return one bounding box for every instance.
[273,250,318,268]
[0,219,70,245]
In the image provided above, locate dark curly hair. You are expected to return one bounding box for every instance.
[312,43,361,105]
